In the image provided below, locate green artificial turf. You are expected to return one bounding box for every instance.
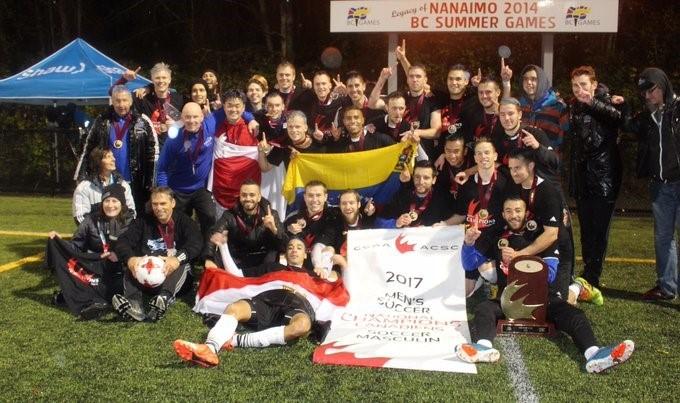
[0,195,677,401]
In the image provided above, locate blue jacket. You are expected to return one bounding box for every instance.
[156,114,216,193]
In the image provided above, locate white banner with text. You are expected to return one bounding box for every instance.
[313,226,476,373]
[331,0,619,33]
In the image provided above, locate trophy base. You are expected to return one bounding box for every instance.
[497,319,555,337]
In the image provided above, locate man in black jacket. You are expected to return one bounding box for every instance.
[113,187,202,322]
[624,67,680,301]
[75,85,157,211]
[569,66,626,289]
[205,180,287,273]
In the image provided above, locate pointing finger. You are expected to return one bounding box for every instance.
[267,206,272,216]
[401,39,406,50]
[134,66,141,73]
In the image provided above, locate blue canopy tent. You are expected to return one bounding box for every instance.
[0,38,150,105]
[0,38,152,188]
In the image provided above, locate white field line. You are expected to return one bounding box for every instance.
[497,337,540,403]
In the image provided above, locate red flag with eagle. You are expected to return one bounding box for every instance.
[193,267,350,322]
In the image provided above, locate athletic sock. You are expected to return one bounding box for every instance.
[584,345,599,360]
[236,326,286,348]
[477,339,493,348]
[205,314,238,353]
[569,283,582,298]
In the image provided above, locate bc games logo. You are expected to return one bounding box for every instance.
[347,6,380,27]
[565,6,600,27]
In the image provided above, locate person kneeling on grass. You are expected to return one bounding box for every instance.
[455,196,634,373]
[173,237,345,368]
[46,184,134,320]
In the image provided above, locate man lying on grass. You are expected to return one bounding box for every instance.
[173,237,345,368]
[455,152,635,374]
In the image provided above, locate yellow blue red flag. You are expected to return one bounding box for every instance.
[283,142,415,207]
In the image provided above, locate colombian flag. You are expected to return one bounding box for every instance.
[282,142,416,208]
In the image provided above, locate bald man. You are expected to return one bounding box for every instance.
[157,102,217,244]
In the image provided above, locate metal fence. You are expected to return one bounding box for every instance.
[0,129,651,213]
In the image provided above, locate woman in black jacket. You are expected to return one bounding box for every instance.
[46,184,134,320]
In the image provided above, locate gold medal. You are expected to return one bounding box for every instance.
[526,220,537,231]
[498,238,509,249]
[113,139,123,149]
[408,211,419,221]
[478,209,489,220]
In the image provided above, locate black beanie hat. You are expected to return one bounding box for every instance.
[102,183,126,204]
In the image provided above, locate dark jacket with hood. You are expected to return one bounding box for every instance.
[623,68,680,181]
[75,107,157,205]
[569,83,625,200]
[518,65,570,152]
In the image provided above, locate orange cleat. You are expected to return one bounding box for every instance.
[173,340,219,368]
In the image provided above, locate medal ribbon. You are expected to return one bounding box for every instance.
[409,190,433,217]
[184,128,204,167]
[157,219,175,250]
[477,170,498,210]
[235,208,261,236]
[97,221,109,253]
[113,114,132,145]
[406,92,425,123]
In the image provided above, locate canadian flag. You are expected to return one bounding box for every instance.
[208,140,261,209]
[193,268,350,322]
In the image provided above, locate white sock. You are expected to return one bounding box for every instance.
[569,283,582,298]
[477,339,493,348]
[235,326,286,348]
[584,345,599,360]
[205,314,238,353]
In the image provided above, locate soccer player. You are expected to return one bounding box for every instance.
[257,111,326,173]
[376,160,449,228]
[205,180,287,271]
[334,189,376,256]
[173,238,336,368]
[369,64,442,158]
[254,92,288,146]
[113,187,202,322]
[495,97,560,188]
[211,89,260,211]
[330,106,395,153]
[464,77,505,144]
[456,195,634,374]
[433,132,470,204]
[284,180,342,276]
[443,138,510,234]
[371,91,412,143]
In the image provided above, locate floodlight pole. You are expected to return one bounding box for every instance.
[388,33,398,93]
[541,33,554,84]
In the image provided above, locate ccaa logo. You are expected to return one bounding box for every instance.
[565,6,599,27]
[346,6,379,27]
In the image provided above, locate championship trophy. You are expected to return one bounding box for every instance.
[497,255,554,336]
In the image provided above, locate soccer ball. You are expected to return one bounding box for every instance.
[134,256,166,288]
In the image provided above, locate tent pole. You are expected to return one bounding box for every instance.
[54,131,60,186]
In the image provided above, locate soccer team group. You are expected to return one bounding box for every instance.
[44,41,680,373]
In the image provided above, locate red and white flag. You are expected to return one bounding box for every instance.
[208,141,261,209]
[194,268,350,322]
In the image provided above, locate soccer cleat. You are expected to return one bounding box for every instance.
[78,302,110,321]
[642,286,676,301]
[575,277,604,306]
[112,294,146,322]
[455,343,500,363]
[585,340,635,374]
[148,294,170,322]
[173,340,219,368]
